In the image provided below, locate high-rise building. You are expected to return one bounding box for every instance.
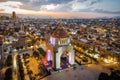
[12,11,16,21]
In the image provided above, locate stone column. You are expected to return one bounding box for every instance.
[69,46,75,65]
[55,47,62,69]
[69,51,75,65]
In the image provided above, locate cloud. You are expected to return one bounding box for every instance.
[4,1,22,8]
[89,0,102,5]
[40,4,60,11]
[0,0,120,15]
[0,8,4,11]
[94,9,120,14]
[0,0,101,11]
[0,0,74,10]
[0,1,23,10]
[23,0,75,11]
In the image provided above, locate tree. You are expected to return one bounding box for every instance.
[4,68,12,80]
[5,55,12,66]
[98,72,109,80]
[17,55,25,80]
[38,48,46,57]
[16,47,19,50]
[23,53,30,59]
[109,70,120,80]
[33,51,39,58]
[20,46,23,49]
[77,31,81,35]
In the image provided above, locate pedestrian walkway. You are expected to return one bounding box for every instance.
[42,64,110,80]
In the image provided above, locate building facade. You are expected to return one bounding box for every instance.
[46,25,75,70]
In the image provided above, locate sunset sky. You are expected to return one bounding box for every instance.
[0,0,120,18]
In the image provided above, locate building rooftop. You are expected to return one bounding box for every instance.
[52,25,68,38]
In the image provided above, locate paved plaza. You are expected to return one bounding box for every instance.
[41,64,111,80]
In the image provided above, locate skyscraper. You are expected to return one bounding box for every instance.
[12,11,16,21]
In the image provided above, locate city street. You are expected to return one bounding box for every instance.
[12,52,18,80]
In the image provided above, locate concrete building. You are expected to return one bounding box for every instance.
[12,25,26,49]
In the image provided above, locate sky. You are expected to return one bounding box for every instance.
[0,0,120,18]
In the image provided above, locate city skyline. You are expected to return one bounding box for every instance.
[0,0,120,18]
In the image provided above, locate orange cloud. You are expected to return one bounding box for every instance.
[0,9,5,12]
[18,11,117,18]
[6,5,19,8]
[0,8,4,11]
